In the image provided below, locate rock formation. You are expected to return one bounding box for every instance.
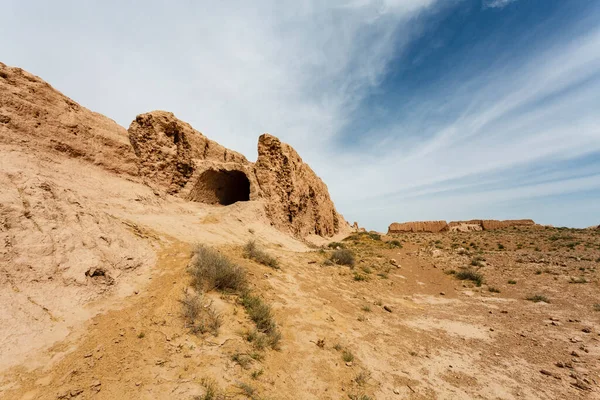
[254,134,345,237]
[128,111,255,199]
[126,113,347,237]
[388,219,537,234]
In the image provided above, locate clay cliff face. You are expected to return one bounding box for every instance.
[388,219,536,234]
[0,62,138,176]
[128,111,251,195]
[254,134,344,237]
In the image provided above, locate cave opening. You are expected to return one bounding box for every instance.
[189,169,250,205]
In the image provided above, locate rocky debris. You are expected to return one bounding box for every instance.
[0,62,138,176]
[388,221,448,233]
[387,219,537,234]
[255,134,347,237]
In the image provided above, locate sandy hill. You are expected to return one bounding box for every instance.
[1,63,599,400]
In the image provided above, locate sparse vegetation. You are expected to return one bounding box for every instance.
[342,349,354,362]
[361,305,371,312]
[331,249,355,266]
[328,241,346,249]
[231,352,253,369]
[195,378,225,400]
[348,395,373,400]
[470,256,485,267]
[190,245,247,292]
[526,294,550,303]
[243,240,279,269]
[240,292,281,349]
[236,382,256,397]
[488,286,500,293]
[353,272,368,281]
[368,232,381,241]
[354,370,371,386]
[454,269,484,286]
[180,289,222,336]
[593,304,600,312]
[508,279,517,285]
[497,243,505,250]
[388,239,402,248]
[251,369,264,380]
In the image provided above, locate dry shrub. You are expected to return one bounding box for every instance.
[190,245,247,292]
[240,292,281,349]
[180,289,222,336]
[331,249,355,266]
[243,240,279,269]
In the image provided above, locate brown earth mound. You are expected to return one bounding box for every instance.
[0,62,138,176]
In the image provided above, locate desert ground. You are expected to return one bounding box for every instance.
[1,222,599,399]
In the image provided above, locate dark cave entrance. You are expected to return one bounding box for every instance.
[189,169,250,205]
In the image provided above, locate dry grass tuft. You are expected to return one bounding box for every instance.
[243,240,279,269]
[331,249,355,266]
[180,289,222,336]
[190,245,247,292]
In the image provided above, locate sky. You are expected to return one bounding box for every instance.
[2,0,599,230]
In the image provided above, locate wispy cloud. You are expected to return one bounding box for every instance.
[482,0,517,9]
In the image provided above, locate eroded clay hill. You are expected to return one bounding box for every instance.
[0,62,348,372]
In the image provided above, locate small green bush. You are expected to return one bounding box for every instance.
[388,240,402,248]
[240,292,281,349]
[455,269,484,286]
[526,294,550,303]
[342,350,354,362]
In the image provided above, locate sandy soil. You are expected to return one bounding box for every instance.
[1,225,598,399]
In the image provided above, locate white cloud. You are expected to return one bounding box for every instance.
[483,0,517,9]
[0,0,436,161]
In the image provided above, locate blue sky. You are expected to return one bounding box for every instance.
[2,0,599,230]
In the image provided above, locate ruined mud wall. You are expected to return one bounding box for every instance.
[388,221,448,233]
[388,219,537,234]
